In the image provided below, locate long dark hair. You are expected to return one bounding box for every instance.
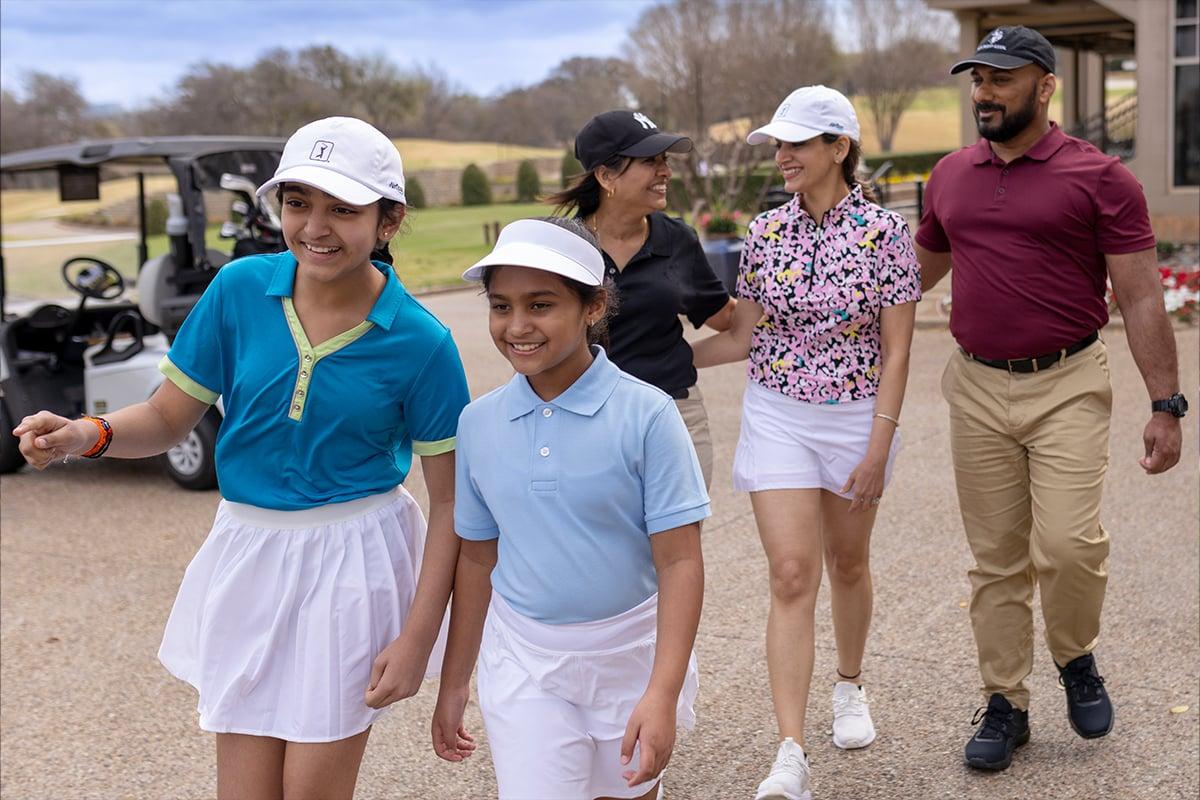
[544,155,637,219]
[480,216,619,348]
[820,134,876,202]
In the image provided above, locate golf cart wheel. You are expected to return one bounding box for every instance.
[0,401,27,474]
[161,411,219,490]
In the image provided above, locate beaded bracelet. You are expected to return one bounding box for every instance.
[80,416,113,459]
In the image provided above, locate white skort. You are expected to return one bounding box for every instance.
[158,486,442,742]
[733,381,900,497]
[478,591,699,800]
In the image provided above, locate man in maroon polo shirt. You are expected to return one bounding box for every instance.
[915,26,1186,772]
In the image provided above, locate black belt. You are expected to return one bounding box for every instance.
[967,332,1098,374]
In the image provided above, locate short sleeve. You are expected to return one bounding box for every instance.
[406,331,471,457]
[642,402,711,534]
[914,165,951,253]
[1094,161,1157,255]
[675,223,730,328]
[160,271,225,404]
[453,413,500,541]
[878,216,923,308]
[735,217,767,305]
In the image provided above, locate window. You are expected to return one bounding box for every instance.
[1175,0,1200,186]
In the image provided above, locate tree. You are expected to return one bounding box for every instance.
[405,176,427,209]
[0,72,95,153]
[624,0,838,215]
[461,163,492,206]
[561,149,584,187]
[516,160,541,202]
[846,0,956,152]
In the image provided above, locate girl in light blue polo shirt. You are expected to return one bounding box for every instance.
[431,218,709,800]
[13,117,471,798]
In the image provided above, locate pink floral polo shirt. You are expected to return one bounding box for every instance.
[735,185,921,404]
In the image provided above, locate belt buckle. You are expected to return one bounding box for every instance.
[1005,358,1017,374]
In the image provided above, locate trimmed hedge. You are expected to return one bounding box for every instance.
[561,149,584,187]
[516,160,541,202]
[461,163,492,206]
[405,176,427,209]
[862,149,952,178]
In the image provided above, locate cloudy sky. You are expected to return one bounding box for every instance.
[0,0,659,108]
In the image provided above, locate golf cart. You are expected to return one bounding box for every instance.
[0,137,285,488]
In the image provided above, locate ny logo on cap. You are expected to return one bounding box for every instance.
[632,112,656,130]
[309,141,334,162]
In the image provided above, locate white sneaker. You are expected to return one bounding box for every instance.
[831,681,877,749]
[754,737,812,800]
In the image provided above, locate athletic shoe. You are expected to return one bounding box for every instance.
[1057,653,1114,738]
[754,737,812,800]
[831,681,876,749]
[964,693,1030,771]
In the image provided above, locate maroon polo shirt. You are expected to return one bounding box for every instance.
[916,123,1156,360]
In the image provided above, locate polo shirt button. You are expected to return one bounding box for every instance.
[997,187,1006,194]
[293,404,301,412]
[304,355,312,363]
[296,389,304,397]
[542,408,553,417]
[539,446,550,457]
[1002,168,1010,175]
[300,370,308,378]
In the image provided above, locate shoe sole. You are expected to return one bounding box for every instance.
[1068,707,1114,739]
[833,729,877,749]
[964,728,1030,771]
[755,792,812,800]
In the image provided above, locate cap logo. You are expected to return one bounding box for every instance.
[828,121,844,130]
[309,141,334,162]
[987,29,1004,45]
[632,112,656,130]
[980,29,1007,51]
[776,103,790,119]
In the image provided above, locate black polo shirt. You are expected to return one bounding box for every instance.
[601,212,730,397]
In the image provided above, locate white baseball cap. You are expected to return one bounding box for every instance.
[257,116,406,205]
[463,219,603,286]
[747,85,861,145]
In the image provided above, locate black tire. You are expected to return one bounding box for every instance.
[0,401,27,474]
[160,410,219,490]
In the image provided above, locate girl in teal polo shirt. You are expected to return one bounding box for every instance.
[431,218,709,800]
[13,117,471,799]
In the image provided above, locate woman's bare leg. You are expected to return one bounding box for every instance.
[281,728,371,800]
[821,491,879,682]
[216,733,286,800]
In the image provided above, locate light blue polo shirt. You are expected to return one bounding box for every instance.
[161,251,470,510]
[455,347,710,624]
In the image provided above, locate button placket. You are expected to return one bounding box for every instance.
[531,404,557,487]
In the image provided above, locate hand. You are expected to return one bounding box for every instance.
[431,684,477,762]
[364,633,427,709]
[620,690,676,787]
[840,452,887,513]
[12,412,93,469]
[1140,414,1182,474]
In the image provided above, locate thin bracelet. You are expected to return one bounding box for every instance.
[80,416,113,459]
[873,412,900,427]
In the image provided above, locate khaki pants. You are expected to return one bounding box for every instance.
[941,340,1112,710]
[675,385,714,490]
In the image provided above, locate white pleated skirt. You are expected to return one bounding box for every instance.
[159,486,442,742]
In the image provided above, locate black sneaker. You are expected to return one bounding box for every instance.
[1057,653,1114,738]
[964,693,1030,771]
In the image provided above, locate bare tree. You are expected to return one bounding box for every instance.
[0,72,96,153]
[846,0,954,152]
[624,0,837,215]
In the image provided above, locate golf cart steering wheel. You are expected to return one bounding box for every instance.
[61,257,125,300]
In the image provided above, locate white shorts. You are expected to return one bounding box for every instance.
[732,381,900,497]
[159,486,445,742]
[477,592,699,800]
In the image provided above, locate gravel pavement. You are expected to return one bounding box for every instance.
[1,289,1196,800]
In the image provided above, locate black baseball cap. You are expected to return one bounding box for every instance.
[574,110,692,172]
[950,26,1056,75]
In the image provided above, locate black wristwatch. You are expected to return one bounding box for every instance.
[1151,393,1189,418]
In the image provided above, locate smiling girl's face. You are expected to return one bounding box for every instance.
[280,184,399,284]
[486,265,605,399]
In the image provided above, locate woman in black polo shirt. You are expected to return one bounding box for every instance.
[547,110,735,487]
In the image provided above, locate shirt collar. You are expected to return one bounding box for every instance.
[789,183,865,225]
[972,122,1066,165]
[502,346,622,420]
[265,254,406,330]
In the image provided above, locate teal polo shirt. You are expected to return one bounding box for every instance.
[161,252,470,510]
[455,347,710,624]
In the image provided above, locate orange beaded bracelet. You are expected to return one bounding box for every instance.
[79,416,113,459]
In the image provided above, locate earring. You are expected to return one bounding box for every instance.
[607,188,614,198]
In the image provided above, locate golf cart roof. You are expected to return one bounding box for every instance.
[0,137,286,174]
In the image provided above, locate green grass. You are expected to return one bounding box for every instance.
[2,203,554,300]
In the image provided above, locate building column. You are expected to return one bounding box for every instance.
[957,11,980,147]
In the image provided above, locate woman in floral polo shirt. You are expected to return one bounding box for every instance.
[693,86,920,800]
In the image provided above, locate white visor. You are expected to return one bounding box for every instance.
[256,165,383,206]
[463,219,603,286]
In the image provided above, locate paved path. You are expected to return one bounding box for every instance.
[1,289,1196,800]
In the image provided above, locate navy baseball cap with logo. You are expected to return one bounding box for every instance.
[950,26,1057,75]
[574,110,693,172]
